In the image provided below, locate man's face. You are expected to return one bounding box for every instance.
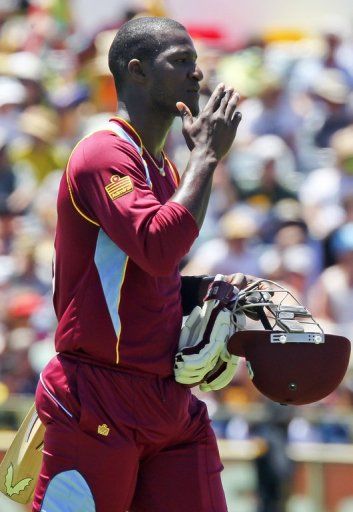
[145,29,203,116]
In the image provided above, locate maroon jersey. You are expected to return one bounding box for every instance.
[53,117,198,376]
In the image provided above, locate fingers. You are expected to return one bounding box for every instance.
[210,86,242,132]
[219,88,234,114]
[176,101,192,118]
[225,273,259,291]
[202,84,242,123]
[223,90,242,133]
[231,111,242,133]
[176,101,193,129]
[225,273,248,290]
[225,91,240,120]
[203,82,226,113]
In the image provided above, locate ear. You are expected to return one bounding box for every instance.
[127,59,147,84]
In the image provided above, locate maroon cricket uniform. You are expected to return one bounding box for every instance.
[33,118,228,512]
[54,117,197,375]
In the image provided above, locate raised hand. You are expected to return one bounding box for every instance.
[176,83,242,161]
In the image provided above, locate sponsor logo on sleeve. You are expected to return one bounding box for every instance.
[97,424,110,436]
[105,175,134,200]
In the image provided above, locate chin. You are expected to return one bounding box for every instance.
[190,102,200,116]
[178,99,199,117]
[186,95,200,116]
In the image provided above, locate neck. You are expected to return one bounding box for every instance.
[117,99,174,158]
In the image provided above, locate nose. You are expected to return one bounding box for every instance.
[190,64,203,82]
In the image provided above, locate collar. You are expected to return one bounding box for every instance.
[109,116,143,150]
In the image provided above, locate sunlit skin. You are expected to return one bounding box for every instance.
[115,25,254,291]
[117,29,203,158]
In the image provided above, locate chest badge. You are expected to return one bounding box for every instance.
[97,424,110,436]
[105,175,133,200]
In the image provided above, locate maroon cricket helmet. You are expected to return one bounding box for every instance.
[226,279,351,405]
[228,331,350,405]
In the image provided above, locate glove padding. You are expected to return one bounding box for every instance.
[200,345,240,392]
[174,275,238,386]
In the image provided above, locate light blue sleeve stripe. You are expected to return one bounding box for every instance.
[41,470,95,511]
[107,121,152,188]
[94,229,127,335]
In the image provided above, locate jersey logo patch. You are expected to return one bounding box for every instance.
[105,175,133,200]
[97,424,110,436]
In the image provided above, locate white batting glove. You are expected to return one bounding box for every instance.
[199,345,240,392]
[174,275,237,386]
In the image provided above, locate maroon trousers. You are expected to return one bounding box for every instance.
[33,355,227,512]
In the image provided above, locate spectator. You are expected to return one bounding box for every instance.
[309,222,353,339]
[230,134,299,208]
[11,105,64,183]
[0,76,26,141]
[239,74,304,154]
[6,51,45,106]
[299,124,353,238]
[182,208,261,276]
[289,17,353,93]
[310,69,353,148]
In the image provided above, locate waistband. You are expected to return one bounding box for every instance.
[58,352,174,381]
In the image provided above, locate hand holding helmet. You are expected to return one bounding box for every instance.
[175,276,351,405]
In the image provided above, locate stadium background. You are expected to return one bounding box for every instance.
[1,0,353,510]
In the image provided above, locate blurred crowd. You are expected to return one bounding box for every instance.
[1,0,353,469]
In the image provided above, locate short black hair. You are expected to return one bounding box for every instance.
[108,17,186,93]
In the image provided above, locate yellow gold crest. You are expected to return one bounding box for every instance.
[97,424,110,436]
[105,175,133,200]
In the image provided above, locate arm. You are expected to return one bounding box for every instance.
[172,83,242,229]
[69,133,199,277]
[69,83,241,276]
[180,275,213,315]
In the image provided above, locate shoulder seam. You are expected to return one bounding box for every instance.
[66,133,103,227]
[165,155,180,187]
[66,167,100,227]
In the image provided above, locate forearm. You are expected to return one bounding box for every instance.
[171,147,217,229]
[180,275,214,315]
[181,272,254,314]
